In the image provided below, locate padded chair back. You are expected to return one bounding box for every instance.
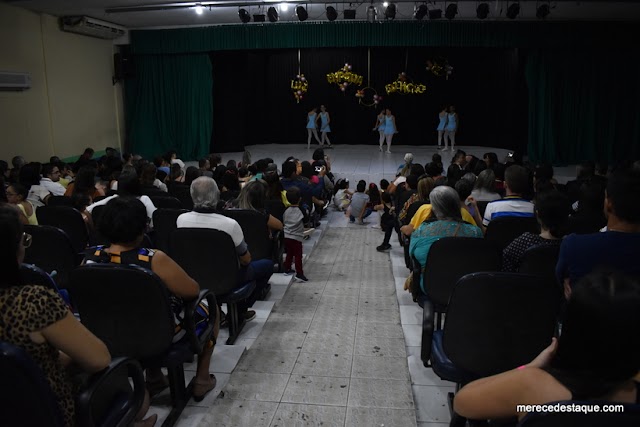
[68,264,175,360]
[20,263,58,291]
[47,195,74,207]
[517,401,640,426]
[222,209,272,260]
[518,244,561,286]
[423,237,501,308]
[443,272,561,378]
[152,208,189,253]
[168,184,194,210]
[23,225,77,287]
[485,216,540,253]
[0,341,65,427]
[476,201,490,219]
[149,196,182,210]
[169,228,241,296]
[36,205,89,253]
[265,199,286,223]
[91,205,109,245]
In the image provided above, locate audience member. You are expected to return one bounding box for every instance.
[349,180,371,225]
[6,183,38,225]
[483,152,505,181]
[39,163,66,196]
[9,155,25,184]
[65,165,105,201]
[139,164,167,197]
[568,180,607,234]
[167,150,185,171]
[74,147,94,170]
[454,271,640,421]
[283,187,309,282]
[502,190,570,272]
[455,179,476,220]
[401,175,434,226]
[470,169,501,202]
[398,153,414,177]
[236,180,283,232]
[184,166,202,187]
[169,163,184,183]
[565,161,596,204]
[333,178,352,211]
[199,158,213,177]
[19,162,51,208]
[375,192,396,252]
[447,150,466,187]
[556,169,640,298]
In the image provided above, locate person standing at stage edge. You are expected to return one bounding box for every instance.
[317,105,333,148]
[383,108,399,154]
[306,108,322,148]
[444,105,459,152]
[436,106,448,150]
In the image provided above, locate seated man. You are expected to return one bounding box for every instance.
[479,164,534,231]
[39,163,66,196]
[177,176,273,322]
[557,168,640,298]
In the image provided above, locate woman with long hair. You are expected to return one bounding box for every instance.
[65,165,105,201]
[5,183,38,225]
[470,169,501,202]
[236,180,283,232]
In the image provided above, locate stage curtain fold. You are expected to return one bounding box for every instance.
[526,49,640,165]
[125,54,212,161]
[129,21,639,55]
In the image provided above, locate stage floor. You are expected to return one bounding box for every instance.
[209,144,579,186]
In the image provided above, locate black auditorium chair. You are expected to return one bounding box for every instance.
[0,341,145,427]
[36,205,90,254]
[485,216,539,254]
[168,184,194,210]
[418,237,502,366]
[91,205,152,248]
[170,228,256,345]
[68,264,216,427]
[518,244,562,288]
[24,225,77,288]
[429,272,562,427]
[47,195,74,207]
[223,209,281,281]
[475,201,490,219]
[517,401,640,427]
[152,209,189,253]
[149,196,182,210]
[19,263,73,310]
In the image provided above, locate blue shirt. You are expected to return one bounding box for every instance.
[556,231,640,285]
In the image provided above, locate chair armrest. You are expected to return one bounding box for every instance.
[75,357,145,427]
[183,289,217,354]
[421,299,435,367]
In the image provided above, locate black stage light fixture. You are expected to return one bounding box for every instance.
[384,3,396,20]
[445,3,458,20]
[326,6,338,21]
[476,2,489,19]
[415,4,428,20]
[344,9,356,19]
[296,5,308,21]
[536,2,550,19]
[506,2,520,19]
[239,8,251,23]
[429,8,442,19]
[253,13,265,22]
[267,6,279,22]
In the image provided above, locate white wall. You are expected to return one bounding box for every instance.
[0,3,124,162]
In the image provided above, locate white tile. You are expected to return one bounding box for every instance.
[183,344,245,374]
[235,337,256,350]
[268,284,289,301]
[237,317,267,339]
[253,300,276,318]
[413,385,455,423]
[400,304,423,325]
[187,372,232,408]
[175,406,209,427]
[402,324,423,347]
[406,347,456,387]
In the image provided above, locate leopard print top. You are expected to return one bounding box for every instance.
[0,285,73,426]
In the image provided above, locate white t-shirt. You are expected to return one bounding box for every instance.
[176,211,248,255]
[27,185,51,208]
[86,194,157,227]
[171,159,186,171]
[39,178,66,196]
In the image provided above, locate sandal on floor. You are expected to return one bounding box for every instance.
[193,374,217,402]
[145,375,169,397]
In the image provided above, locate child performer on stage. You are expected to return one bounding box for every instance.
[437,106,448,149]
[374,110,387,152]
[444,105,458,151]
[383,109,398,153]
[318,105,333,148]
[306,108,322,148]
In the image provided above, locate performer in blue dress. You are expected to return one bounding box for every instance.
[373,111,387,152]
[436,106,448,149]
[306,108,322,148]
[318,105,333,148]
[383,109,398,153]
[444,105,458,151]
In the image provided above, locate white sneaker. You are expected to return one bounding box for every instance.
[386,150,391,153]
[379,146,382,152]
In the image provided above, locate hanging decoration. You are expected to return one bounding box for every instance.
[385,72,427,95]
[326,63,363,92]
[291,74,308,103]
[426,58,454,79]
[355,87,383,108]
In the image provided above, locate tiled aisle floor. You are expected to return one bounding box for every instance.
[198,225,417,427]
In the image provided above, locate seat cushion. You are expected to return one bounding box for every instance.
[431,330,476,384]
[218,280,256,303]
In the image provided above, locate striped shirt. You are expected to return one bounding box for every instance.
[482,196,535,226]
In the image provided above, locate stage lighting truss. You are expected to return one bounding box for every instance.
[506,1,520,20]
[476,2,489,19]
[536,1,551,19]
[414,4,428,20]
[296,5,308,21]
[445,2,458,20]
[326,5,338,21]
[267,6,279,22]
[384,3,397,20]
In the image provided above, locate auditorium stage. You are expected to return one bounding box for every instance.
[203,144,579,186]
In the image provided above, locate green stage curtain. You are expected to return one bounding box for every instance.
[125,54,212,161]
[526,49,640,165]
[130,21,640,55]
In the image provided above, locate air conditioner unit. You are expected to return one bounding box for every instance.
[61,16,126,40]
[0,71,31,91]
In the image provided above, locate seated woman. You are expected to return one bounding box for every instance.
[409,186,483,296]
[64,165,105,201]
[235,180,283,233]
[470,168,501,202]
[6,183,38,225]
[568,180,607,234]
[0,205,159,427]
[139,164,167,197]
[502,190,570,272]
[84,197,218,401]
[454,271,640,421]
[400,176,434,226]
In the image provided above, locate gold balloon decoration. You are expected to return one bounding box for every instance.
[426,58,454,80]
[385,72,426,95]
[291,74,308,103]
[355,87,383,108]
[326,63,363,92]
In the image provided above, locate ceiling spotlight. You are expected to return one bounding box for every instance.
[536,2,550,19]
[383,1,389,7]
[296,5,308,21]
[267,6,279,22]
[429,8,442,19]
[239,8,250,23]
[326,6,338,21]
[344,9,356,19]
[194,3,203,15]
[281,3,289,12]
[253,13,265,22]
[367,5,377,22]
[476,2,489,19]
[415,4,428,20]
[445,3,458,20]
[506,2,520,19]
[384,3,396,19]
